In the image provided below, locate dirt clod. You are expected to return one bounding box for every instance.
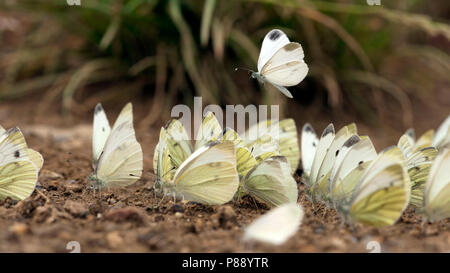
[212,205,237,229]
[9,223,30,236]
[104,207,145,225]
[64,200,88,218]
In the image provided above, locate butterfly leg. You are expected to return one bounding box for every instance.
[251,197,259,211]
[156,194,166,209]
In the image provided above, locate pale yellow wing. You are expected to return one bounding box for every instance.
[171,141,239,205]
[165,119,193,168]
[276,119,300,174]
[220,128,256,178]
[413,130,434,152]
[423,146,450,221]
[0,160,38,201]
[345,147,410,227]
[246,134,280,163]
[243,156,298,207]
[405,147,437,207]
[26,148,44,171]
[95,118,143,187]
[194,111,222,151]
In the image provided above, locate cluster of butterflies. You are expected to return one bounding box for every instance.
[300,115,450,228]
[152,111,300,207]
[0,101,448,247]
[153,111,305,245]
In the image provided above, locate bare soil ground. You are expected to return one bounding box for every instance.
[0,95,449,253]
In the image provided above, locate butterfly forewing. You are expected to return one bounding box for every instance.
[257,29,290,72]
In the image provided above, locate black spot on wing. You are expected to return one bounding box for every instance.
[164,119,175,130]
[268,29,282,41]
[94,103,104,115]
[14,150,20,158]
[303,123,315,133]
[344,135,360,148]
[321,124,335,138]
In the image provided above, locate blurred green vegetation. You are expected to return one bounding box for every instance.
[0,0,449,127]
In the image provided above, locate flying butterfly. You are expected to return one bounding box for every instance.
[90,103,143,188]
[242,29,309,98]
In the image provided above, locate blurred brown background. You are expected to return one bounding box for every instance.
[0,0,449,149]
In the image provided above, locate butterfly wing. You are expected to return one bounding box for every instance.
[246,134,280,162]
[95,104,143,187]
[257,29,290,72]
[221,128,257,178]
[423,146,450,221]
[405,147,437,207]
[244,203,303,245]
[165,119,193,168]
[314,123,357,200]
[243,156,298,207]
[346,147,410,227]
[329,136,377,203]
[272,119,300,174]
[432,115,450,149]
[111,102,133,131]
[413,129,434,152]
[172,141,239,205]
[301,123,318,178]
[25,148,44,171]
[0,128,30,165]
[155,128,176,183]
[194,112,222,151]
[261,43,308,87]
[92,103,111,165]
[309,124,335,190]
[0,160,38,201]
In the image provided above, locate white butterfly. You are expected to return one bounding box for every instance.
[243,203,304,245]
[0,127,39,200]
[90,103,143,188]
[251,29,309,98]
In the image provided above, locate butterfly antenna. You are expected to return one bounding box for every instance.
[234,67,254,75]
